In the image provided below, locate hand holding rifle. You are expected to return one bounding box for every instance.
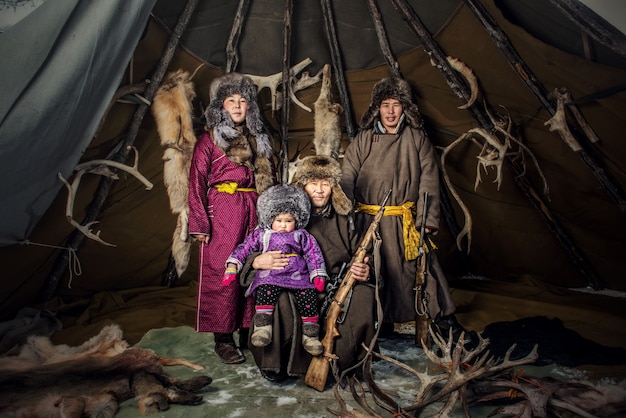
[304,188,392,392]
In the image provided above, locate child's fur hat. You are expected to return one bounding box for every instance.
[257,184,311,229]
[359,77,423,130]
[291,155,352,216]
[204,73,273,159]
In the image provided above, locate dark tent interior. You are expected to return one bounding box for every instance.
[1,0,625,416]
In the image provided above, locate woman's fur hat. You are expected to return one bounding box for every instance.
[204,72,275,193]
[204,73,273,160]
[359,77,423,130]
[291,155,352,216]
[257,184,311,229]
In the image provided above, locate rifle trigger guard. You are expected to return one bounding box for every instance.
[336,288,353,324]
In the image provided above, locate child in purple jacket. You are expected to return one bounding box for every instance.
[223,184,328,355]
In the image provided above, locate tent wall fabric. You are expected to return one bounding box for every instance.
[0,0,624,362]
[0,0,156,245]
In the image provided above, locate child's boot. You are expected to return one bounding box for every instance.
[302,323,323,355]
[251,314,273,347]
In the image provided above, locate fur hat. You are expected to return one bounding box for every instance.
[359,77,423,130]
[257,184,311,229]
[204,73,273,159]
[291,155,352,216]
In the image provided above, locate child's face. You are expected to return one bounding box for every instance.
[272,213,296,233]
[223,93,248,124]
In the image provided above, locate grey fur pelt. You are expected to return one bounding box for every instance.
[313,64,343,160]
[151,69,197,277]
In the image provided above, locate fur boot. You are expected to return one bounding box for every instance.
[302,323,323,356]
[251,314,273,348]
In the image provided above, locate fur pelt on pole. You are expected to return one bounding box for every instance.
[313,64,343,160]
[152,70,198,278]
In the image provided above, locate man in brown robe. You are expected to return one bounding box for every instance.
[340,77,467,340]
[241,156,377,383]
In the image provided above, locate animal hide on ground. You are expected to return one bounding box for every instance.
[481,316,626,366]
[0,324,211,417]
[313,64,343,160]
[152,69,198,278]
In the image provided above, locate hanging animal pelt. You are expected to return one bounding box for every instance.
[152,69,198,277]
[313,64,343,160]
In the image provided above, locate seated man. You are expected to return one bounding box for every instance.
[240,155,378,383]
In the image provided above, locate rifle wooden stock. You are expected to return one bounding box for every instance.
[304,189,391,391]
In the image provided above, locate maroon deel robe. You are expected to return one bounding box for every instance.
[188,131,258,333]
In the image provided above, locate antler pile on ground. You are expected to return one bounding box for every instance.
[327,327,619,417]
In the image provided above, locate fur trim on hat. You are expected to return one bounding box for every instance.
[359,77,423,130]
[291,155,352,216]
[257,184,311,229]
[204,73,273,159]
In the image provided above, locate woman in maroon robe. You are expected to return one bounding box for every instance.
[188,73,275,364]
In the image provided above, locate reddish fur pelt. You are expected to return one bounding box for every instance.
[0,325,211,417]
[152,69,198,278]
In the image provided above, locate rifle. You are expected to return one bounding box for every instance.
[304,188,392,392]
[415,191,431,348]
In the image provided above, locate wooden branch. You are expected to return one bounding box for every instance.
[320,0,357,140]
[367,0,402,79]
[42,0,200,301]
[549,0,626,58]
[225,0,250,73]
[280,0,293,184]
[391,0,604,289]
[463,0,626,216]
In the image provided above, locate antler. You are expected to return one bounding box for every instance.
[58,147,153,247]
[245,58,324,113]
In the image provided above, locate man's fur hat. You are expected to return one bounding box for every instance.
[204,72,274,193]
[257,184,311,229]
[359,77,423,130]
[291,155,352,216]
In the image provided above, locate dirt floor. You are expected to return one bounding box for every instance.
[3,275,626,417]
[113,325,626,417]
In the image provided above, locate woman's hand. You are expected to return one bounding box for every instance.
[251,251,289,270]
[193,234,210,244]
[350,256,370,282]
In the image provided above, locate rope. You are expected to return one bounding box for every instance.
[19,240,82,288]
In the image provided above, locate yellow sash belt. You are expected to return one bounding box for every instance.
[355,201,436,261]
[214,182,257,194]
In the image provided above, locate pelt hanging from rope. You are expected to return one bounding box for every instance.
[152,69,199,278]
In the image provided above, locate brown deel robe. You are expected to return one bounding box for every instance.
[341,127,456,323]
[243,208,377,377]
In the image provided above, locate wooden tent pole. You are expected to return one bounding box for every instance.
[549,0,626,58]
[463,0,626,216]
[225,0,251,73]
[390,0,603,289]
[320,0,357,140]
[41,0,200,301]
[367,0,473,272]
[278,0,294,184]
[366,0,403,79]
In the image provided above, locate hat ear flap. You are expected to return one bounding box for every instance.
[331,185,352,216]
